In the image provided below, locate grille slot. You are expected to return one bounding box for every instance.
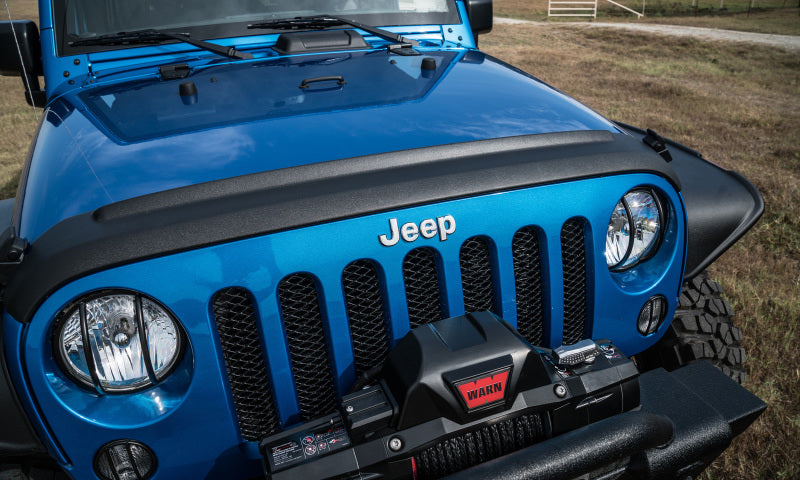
[342,260,390,378]
[413,412,547,479]
[561,219,588,345]
[278,273,338,421]
[403,247,445,329]
[512,227,545,346]
[212,287,280,441]
[214,219,594,438]
[460,236,497,315]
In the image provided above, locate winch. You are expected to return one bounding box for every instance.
[260,311,639,479]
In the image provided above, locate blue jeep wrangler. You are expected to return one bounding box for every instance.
[0,1,766,479]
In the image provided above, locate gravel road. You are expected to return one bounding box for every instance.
[495,16,800,52]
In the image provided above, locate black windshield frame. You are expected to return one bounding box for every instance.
[53,0,461,57]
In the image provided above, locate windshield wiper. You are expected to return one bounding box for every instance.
[248,16,419,49]
[68,29,254,60]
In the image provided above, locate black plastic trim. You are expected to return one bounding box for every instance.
[0,21,46,107]
[466,0,493,37]
[615,123,764,279]
[446,361,765,480]
[5,130,680,322]
[78,302,103,392]
[0,198,13,228]
[274,30,369,55]
[0,317,47,458]
[135,295,158,383]
[444,411,673,480]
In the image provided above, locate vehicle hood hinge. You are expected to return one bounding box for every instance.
[0,226,28,285]
[643,128,673,162]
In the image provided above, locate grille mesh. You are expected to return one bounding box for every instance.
[413,412,547,479]
[342,260,390,378]
[278,273,338,421]
[561,219,588,345]
[512,227,545,346]
[403,247,444,328]
[215,219,594,438]
[212,287,280,441]
[460,236,497,315]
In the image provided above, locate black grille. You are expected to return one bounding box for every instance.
[413,412,547,479]
[213,217,594,439]
[212,287,280,441]
[403,247,445,329]
[512,227,545,346]
[561,219,588,345]
[342,260,390,378]
[460,236,497,315]
[278,273,338,421]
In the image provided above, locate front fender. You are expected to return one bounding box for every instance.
[0,316,47,459]
[0,198,50,461]
[618,124,764,279]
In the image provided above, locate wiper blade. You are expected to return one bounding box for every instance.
[248,15,419,48]
[247,17,346,31]
[68,29,254,60]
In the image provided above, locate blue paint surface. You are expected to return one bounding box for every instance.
[20,175,685,478]
[20,47,617,241]
[8,2,686,478]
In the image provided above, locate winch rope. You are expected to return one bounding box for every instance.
[414,412,546,479]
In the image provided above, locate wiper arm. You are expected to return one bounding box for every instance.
[248,15,419,48]
[69,29,254,60]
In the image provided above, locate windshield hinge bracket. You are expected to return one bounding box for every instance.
[388,44,421,56]
[159,64,192,81]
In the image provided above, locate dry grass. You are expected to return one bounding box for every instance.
[1,0,40,197]
[496,0,800,35]
[482,24,800,478]
[1,0,799,478]
[0,77,37,198]
[2,0,37,20]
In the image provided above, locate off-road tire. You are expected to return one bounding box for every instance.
[636,271,747,384]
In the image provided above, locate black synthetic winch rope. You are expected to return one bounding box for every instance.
[414,413,547,479]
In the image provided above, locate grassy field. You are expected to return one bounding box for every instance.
[486,18,800,480]
[496,0,800,35]
[1,0,799,478]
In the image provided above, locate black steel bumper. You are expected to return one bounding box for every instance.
[446,361,765,480]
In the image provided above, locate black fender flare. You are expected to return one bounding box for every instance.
[0,197,48,460]
[618,124,764,280]
[0,321,48,460]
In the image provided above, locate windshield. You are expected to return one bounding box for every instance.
[56,0,459,54]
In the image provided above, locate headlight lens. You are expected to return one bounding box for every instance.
[56,292,182,393]
[605,189,662,270]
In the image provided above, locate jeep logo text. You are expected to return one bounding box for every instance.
[378,215,456,247]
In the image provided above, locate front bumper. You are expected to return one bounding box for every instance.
[450,361,764,480]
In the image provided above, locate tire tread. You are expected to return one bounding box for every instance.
[636,271,748,384]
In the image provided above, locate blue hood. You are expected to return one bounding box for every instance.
[20,49,619,241]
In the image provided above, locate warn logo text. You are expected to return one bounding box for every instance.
[456,370,510,410]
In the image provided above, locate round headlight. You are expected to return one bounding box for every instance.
[605,189,663,270]
[55,291,183,393]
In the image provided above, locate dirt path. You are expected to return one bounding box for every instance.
[495,17,800,52]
